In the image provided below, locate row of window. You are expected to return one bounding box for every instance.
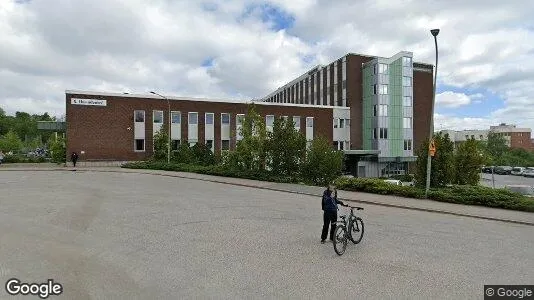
[372,127,413,140]
[134,138,231,152]
[372,78,412,95]
[372,57,412,75]
[267,59,347,106]
[373,103,413,116]
[333,141,350,151]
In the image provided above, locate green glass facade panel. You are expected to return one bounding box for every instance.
[388,57,404,157]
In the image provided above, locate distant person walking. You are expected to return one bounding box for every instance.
[0,150,4,165]
[71,151,79,167]
[321,184,346,244]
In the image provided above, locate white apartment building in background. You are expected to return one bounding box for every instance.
[440,123,533,150]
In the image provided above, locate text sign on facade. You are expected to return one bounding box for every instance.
[71,98,107,106]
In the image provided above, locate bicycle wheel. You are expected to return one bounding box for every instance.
[333,225,348,256]
[348,217,364,244]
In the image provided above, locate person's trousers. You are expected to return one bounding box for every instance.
[321,210,338,241]
[73,160,77,167]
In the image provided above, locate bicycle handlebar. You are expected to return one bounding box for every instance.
[343,204,364,210]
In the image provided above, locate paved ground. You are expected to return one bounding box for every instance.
[480,172,534,189]
[1,170,533,299]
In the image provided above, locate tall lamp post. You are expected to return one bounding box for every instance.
[149,91,171,164]
[425,28,440,198]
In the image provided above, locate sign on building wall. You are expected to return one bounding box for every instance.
[71,98,107,106]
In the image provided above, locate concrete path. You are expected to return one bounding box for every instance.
[2,164,533,226]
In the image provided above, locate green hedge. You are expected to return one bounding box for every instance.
[122,161,300,184]
[1,155,49,163]
[333,177,534,212]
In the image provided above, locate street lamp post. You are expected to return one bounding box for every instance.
[425,28,440,198]
[150,91,171,164]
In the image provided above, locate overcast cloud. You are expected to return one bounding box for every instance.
[1,0,534,131]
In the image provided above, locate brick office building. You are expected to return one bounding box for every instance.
[65,51,434,177]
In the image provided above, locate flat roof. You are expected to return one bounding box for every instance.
[65,90,344,109]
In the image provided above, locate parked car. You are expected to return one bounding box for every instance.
[494,166,513,175]
[511,167,525,176]
[482,166,495,173]
[523,169,534,178]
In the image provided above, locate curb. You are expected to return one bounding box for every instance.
[2,167,533,226]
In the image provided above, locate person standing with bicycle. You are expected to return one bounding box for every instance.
[321,184,346,244]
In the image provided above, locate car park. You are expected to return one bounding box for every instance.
[523,168,534,178]
[511,167,525,176]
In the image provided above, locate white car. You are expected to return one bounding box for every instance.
[511,167,525,176]
[523,169,534,178]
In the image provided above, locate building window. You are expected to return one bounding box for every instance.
[334,118,339,128]
[293,116,300,128]
[340,119,345,128]
[171,111,181,124]
[171,140,180,150]
[375,104,388,116]
[135,139,145,151]
[342,80,346,89]
[380,128,388,139]
[465,135,469,139]
[205,113,214,125]
[378,63,389,74]
[373,84,377,95]
[346,119,350,127]
[373,64,378,74]
[188,112,198,125]
[480,135,484,140]
[134,110,145,123]
[404,139,412,151]
[379,84,388,95]
[153,110,163,123]
[403,96,412,107]
[221,113,230,125]
[221,140,230,151]
[373,128,377,139]
[403,117,412,129]
[206,140,214,152]
[236,114,245,126]
[266,115,274,126]
[471,135,475,139]
[306,117,314,127]
[403,57,412,67]
[333,141,339,150]
[403,76,412,87]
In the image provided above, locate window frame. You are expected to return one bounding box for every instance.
[266,115,275,127]
[403,117,412,129]
[236,114,245,126]
[221,139,230,151]
[293,116,301,128]
[153,110,164,124]
[188,112,198,125]
[134,110,145,123]
[403,96,412,107]
[403,76,412,87]
[171,111,181,124]
[134,139,145,152]
[205,112,214,125]
[306,117,314,128]
[221,113,230,125]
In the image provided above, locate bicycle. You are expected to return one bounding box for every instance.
[333,205,365,256]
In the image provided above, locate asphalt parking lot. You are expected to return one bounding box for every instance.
[480,172,534,189]
[1,170,533,299]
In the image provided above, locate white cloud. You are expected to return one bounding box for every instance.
[0,0,533,133]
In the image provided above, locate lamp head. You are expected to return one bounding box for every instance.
[430,29,440,37]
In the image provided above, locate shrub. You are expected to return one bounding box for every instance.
[1,155,48,163]
[333,177,534,212]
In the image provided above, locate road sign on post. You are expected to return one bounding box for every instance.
[429,140,436,157]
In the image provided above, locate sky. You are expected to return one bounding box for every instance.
[1,0,534,131]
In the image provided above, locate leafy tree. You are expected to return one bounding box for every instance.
[454,138,485,185]
[152,127,169,161]
[172,143,195,164]
[485,131,508,160]
[301,135,344,186]
[48,135,66,164]
[266,116,307,177]
[191,143,215,166]
[415,132,455,188]
[234,104,268,171]
[0,130,24,153]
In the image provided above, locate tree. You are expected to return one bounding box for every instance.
[234,104,268,171]
[485,131,508,160]
[0,130,24,153]
[48,135,66,164]
[454,138,485,185]
[414,132,455,188]
[301,135,344,186]
[191,143,215,166]
[172,143,195,164]
[152,127,169,161]
[266,116,307,177]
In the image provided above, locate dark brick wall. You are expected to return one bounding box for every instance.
[413,69,434,151]
[346,54,374,150]
[510,131,533,150]
[66,93,333,161]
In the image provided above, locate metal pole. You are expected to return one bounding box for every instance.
[425,29,439,198]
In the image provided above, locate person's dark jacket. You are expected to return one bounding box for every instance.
[322,190,344,211]
[71,152,78,161]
